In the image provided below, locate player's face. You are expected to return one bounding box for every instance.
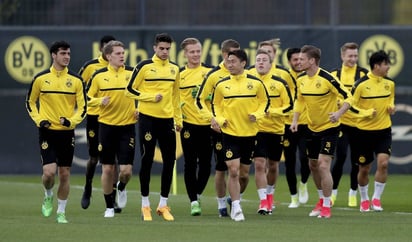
[184,43,202,67]
[255,53,271,75]
[108,46,125,68]
[297,52,311,71]
[53,48,70,69]
[227,54,245,75]
[288,53,302,72]
[154,42,171,60]
[374,61,390,77]
[259,45,276,61]
[341,48,358,67]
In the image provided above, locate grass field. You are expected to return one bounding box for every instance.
[1,174,412,242]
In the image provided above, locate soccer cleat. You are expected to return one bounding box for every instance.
[231,207,245,222]
[41,196,53,217]
[218,207,229,217]
[331,194,337,206]
[56,212,68,224]
[348,194,357,207]
[116,182,127,209]
[298,183,309,204]
[141,206,153,221]
[360,200,370,212]
[81,184,92,209]
[104,208,115,218]
[157,206,174,221]
[191,201,201,216]
[317,206,331,218]
[266,194,274,214]
[371,199,383,212]
[257,199,269,215]
[309,199,323,217]
[288,196,299,208]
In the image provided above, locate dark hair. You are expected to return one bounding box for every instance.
[100,35,116,48]
[49,41,70,54]
[154,33,173,45]
[300,45,321,65]
[369,50,390,70]
[228,49,248,63]
[286,47,301,61]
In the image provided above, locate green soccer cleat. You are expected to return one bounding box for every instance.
[56,212,68,224]
[41,196,53,217]
[191,201,201,216]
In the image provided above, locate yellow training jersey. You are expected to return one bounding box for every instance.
[26,66,87,130]
[295,68,352,132]
[78,55,108,116]
[331,65,368,127]
[212,72,270,137]
[350,72,395,130]
[180,63,214,125]
[126,54,182,127]
[195,62,230,121]
[87,64,137,126]
[256,73,293,134]
[249,63,297,124]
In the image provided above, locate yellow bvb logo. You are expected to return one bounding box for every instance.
[359,156,366,164]
[226,150,233,159]
[183,130,190,139]
[359,34,404,79]
[98,144,103,152]
[5,36,51,84]
[144,132,152,141]
[88,130,95,138]
[41,141,48,150]
[215,142,223,151]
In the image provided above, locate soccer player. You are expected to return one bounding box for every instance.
[195,39,240,217]
[211,49,270,221]
[179,37,214,216]
[78,35,123,212]
[248,39,300,208]
[126,33,182,221]
[350,50,395,212]
[252,49,293,214]
[86,40,137,218]
[283,47,311,208]
[290,45,352,219]
[330,42,368,207]
[26,40,87,223]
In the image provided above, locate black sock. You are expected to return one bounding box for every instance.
[104,194,114,208]
[117,181,126,191]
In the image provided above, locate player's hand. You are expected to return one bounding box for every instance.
[60,117,71,127]
[248,114,257,122]
[155,94,163,102]
[39,120,51,129]
[101,96,110,106]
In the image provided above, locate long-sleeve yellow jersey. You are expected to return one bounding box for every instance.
[330,65,368,126]
[195,62,230,121]
[295,68,352,132]
[78,55,108,115]
[350,72,395,130]
[255,73,293,134]
[26,66,87,130]
[212,72,270,137]
[249,63,297,124]
[87,64,137,126]
[180,63,213,125]
[126,55,182,127]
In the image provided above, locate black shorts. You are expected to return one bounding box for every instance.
[306,127,339,159]
[86,114,99,157]
[99,123,136,165]
[253,132,283,161]
[211,131,227,171]
[351,128,392,166]
[38,129,74,167]
[222,133,256,165]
